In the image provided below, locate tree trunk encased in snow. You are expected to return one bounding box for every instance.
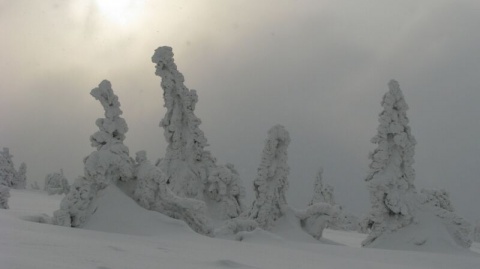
[248,125,290,230]
[133,151,212,235]
[54,80,134,227]
[151,47,245,220]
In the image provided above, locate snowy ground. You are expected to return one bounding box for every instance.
[1,189,479,269]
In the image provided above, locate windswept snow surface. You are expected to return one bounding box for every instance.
[1,189,480,269]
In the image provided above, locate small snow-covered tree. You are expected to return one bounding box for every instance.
[15,163,27,189]
[248,125,290,230]
[132,151,212,235]
[151,46,245,220]
[0,185,10,209]
[0,148,26,189]
[309,167,335,206]
[54,80,134,227]
[44,170,70,195]
[0,148,17,187]
[363,80,417,246]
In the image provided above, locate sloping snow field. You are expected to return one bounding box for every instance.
[1,189,479,269]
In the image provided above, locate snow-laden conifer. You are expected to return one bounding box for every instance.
[0,148,18,187]
[54,80,133,227]
[363,80,417,246]
[44,170,70,195]
[133,151,212,235]
[16,163,27,189]
[0,185,10,209]
[151,46,244,219]
[363,80,472,249]
[248,125,290,230]
[309,167,335,206]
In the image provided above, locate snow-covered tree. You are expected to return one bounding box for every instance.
[44,170,70,195]
[151,46,245,220]
[363,80,417,246]
[0,148,26,189]
[0,148,17,187]
[309,167,335,206]
[0,185,10,209]
[248,125,290,230]
[363,80,472,249]
[15,162,27,189]
[152,46,214,199]
[54,80,134,227]
[133,150,212,235]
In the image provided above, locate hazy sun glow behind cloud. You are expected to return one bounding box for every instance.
[95,0,145,27]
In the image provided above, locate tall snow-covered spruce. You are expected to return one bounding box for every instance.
[363,80,472,249]
[363,80,417,246]
[53,80,134,227]
[151,46,245,220]
[248,125,290,230]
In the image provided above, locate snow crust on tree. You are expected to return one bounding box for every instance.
[132,151,212,235]
[248,125,290,230]
[363,80,417,246]
[0,185,10,209]
[420,188,454,212]
[151,46,244,220]
[204,164,246,220]
[44,170,70,195]
[54,80,134,227]
[419,188,472,248]
[296,203,340,240]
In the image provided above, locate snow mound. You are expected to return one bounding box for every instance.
[83,185,195,237]
[367,207,475,255]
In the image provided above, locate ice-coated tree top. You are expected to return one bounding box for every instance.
[89,80,128,149]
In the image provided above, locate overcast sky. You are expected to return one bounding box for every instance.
[1,0,479,221]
